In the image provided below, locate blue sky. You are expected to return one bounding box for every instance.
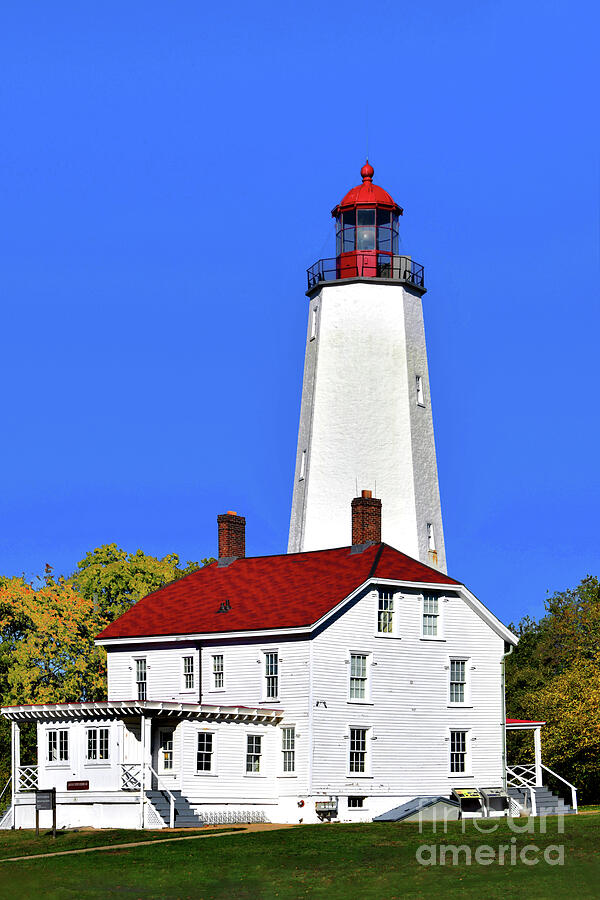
[0,1,598,625]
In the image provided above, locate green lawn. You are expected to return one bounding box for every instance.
[0,815,598,899]
[0,826,240,860]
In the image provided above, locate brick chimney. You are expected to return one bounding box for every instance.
[217,511,246,560]
[351,490,382,545]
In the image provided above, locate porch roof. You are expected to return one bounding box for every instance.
[0,699,283,724]
[506,718,546,729]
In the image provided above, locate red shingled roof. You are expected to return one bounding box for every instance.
[97,543,461,641]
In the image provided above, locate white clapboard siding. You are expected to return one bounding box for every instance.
[179,719,281,803]
[107,644,200,703]
[36,719,123,793]
[98,578,509,809]
[309,586,505,797]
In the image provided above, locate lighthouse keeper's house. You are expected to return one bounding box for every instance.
[3,505,520,829]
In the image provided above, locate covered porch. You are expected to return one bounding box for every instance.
[1,699,282,830]
[506,718,578,816]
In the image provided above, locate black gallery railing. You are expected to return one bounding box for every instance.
[307,255,425,291]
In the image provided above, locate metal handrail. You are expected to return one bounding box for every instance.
[542,763,578,814]
[145,764,175,829]
[307,255,425,290]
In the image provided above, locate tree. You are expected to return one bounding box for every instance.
[506,576,600,803]
[0,576,109,706]
[68,544,213,622]
[0,546,214,788]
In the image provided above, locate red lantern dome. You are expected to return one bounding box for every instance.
[331,161,403,217]
[331,161,403,279]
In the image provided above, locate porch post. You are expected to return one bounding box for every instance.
[140,713,145,828]
[11,721,20,828]
[533,726,543,787]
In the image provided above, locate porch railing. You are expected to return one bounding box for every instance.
[542,763,578,814]
[17,766,38,791]
[146,764,175,829]
[120,763,142,792]
[507,762,578,814]
[506,765,537,816]
[0,776,12,824]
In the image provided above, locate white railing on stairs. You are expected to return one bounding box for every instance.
[145,764,175,829]
[506,765,537,816]
[0,776,12,827]
[541,763,578,814]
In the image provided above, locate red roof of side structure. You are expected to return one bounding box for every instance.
[96,543,461,641]
[506,719,546,726]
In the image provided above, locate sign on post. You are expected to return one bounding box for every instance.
[35,788,56,837]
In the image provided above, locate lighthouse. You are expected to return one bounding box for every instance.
[288,162,447,572]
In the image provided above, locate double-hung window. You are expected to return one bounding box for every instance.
[48,729,69,763]
[349,653,368,700]
[450,730,468,773]
[246,735,262,773]
[422,595,439,637]
[349,727,368,774]
[197,732,214,773]
[86,727,109,761]
[264,651,279,700]
[212,654,224,689]
[281,726,295,774]
[377,590,394,634]
[183,656,195,691]
[159,730,173,772]
[449,659,467,704]
[135,658,147,701]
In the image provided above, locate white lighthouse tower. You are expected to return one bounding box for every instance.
[288,162,447,572]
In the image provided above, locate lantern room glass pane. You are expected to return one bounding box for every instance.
[357,209,375,250]
[392,215,399,253]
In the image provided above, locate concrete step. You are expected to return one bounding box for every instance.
[145,790,204,828]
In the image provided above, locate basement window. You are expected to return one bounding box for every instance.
[348,796,365,808]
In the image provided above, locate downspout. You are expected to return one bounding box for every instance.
[501,643,514,792]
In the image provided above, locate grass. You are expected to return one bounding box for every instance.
[0,826,241,860]
[0,815,598,899]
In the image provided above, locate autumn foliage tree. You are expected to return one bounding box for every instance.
[506,576,600,803]
[0,546,213,787]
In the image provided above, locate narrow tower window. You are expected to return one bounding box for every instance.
[427,522,436,551]
[310,307,318,340]
[416,375,425,406]
[299,450,306,480]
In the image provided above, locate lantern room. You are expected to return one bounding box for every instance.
[332,161,402,279]
[306,162,425,291]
